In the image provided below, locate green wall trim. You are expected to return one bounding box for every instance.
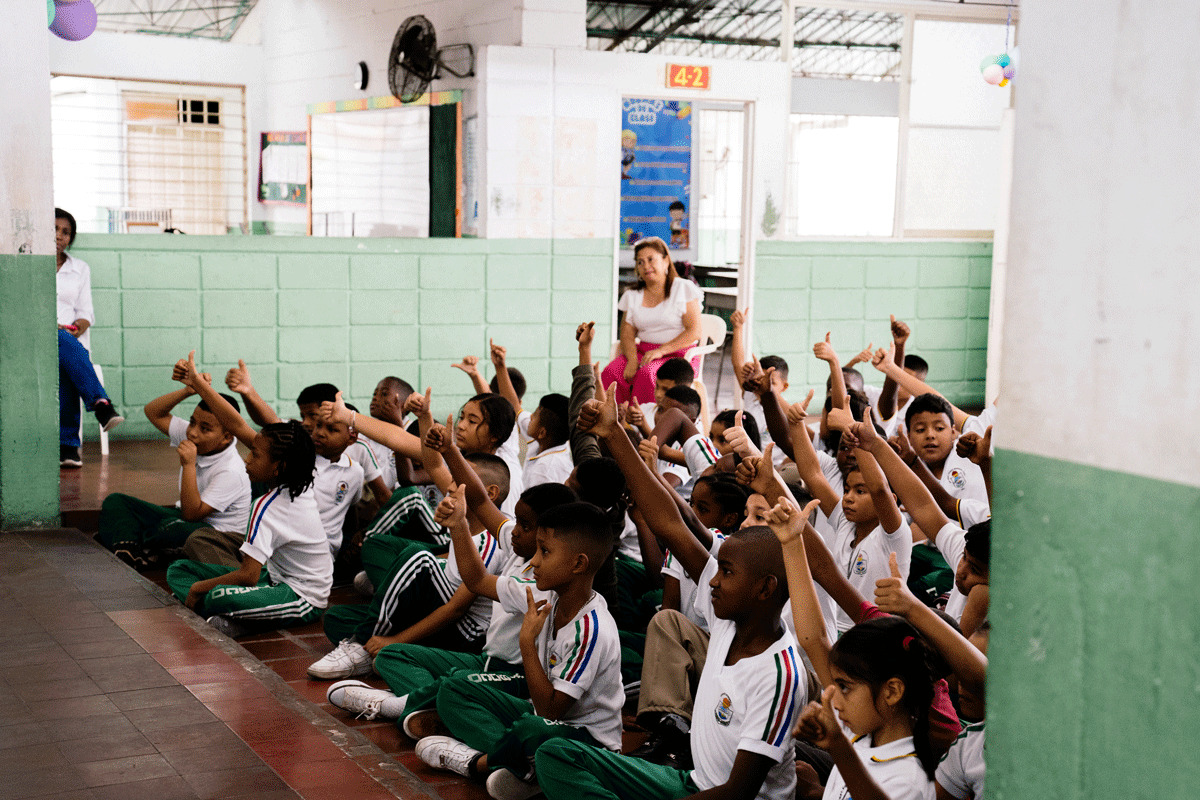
[0,254,60,529]
[990,449,1200,799]
[752,239,992,408]
[68,236,615,441]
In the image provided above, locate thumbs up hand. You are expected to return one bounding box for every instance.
[873,551,918,618]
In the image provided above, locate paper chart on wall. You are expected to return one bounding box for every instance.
[619,98,693,252]
[259,132,308,206]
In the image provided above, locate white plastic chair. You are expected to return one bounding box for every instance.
[685,314,728,433]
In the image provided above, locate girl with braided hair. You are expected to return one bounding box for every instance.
[166,352,332,638]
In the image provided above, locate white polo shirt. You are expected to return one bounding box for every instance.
[313,453,364,556]
[240,486,333,609]
[56,252,95,350]
[345,439,383,484]
[360,433,398,489]
[936,722,985,800]
[827,501,912,633]
[168,417,251,534]
[823,734,934,800]
[522,442,574,488]
[442,529,506,635]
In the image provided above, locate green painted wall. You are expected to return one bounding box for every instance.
[0,254,60,528]
[69,236,614,439]
[990,449,1200,798]
[752,240,992,408]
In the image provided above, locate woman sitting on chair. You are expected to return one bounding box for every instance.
[56,208,123,468]
[601,236,702,405]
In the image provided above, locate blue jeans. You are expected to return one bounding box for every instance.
[59,328,108,447]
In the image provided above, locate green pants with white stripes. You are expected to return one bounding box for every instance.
[535,739,698,800]
[435,675,601,777]
[165,560,322,630]
[322,537,484,651]
[97,493,208,561]
[363,486,445,545]
[372,645,525,718]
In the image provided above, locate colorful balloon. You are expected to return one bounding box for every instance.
[979,54,1001,72]
[1003,66,1015,80]
[999,78,1009,87]
[997,54,1011,67]
[50,0,97,41]
[982,64,1004,85]
[47,0,55,26]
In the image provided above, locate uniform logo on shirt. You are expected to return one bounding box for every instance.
[852,552,868,576]
[335,481,349,503]
[549,654,559,668]
[948,468,967,490]
[714,693,733,726]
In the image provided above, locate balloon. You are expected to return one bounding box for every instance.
[47,0,55,26]
[50,0,97,41]
[979,54,1000,72]
[999,78,1009,87]
[997,54,1011,67]
[982,64,1004,85]
[1003,66,1015,79]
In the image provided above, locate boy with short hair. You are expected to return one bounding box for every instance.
[521,393,573,488]
[413,492,624,799]
[363,375,415,490]
[535,389,806,800]
[904,393,988,507]
[98,369,250,568]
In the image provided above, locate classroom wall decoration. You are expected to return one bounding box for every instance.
[258,132,308,206]
[619,98,693,251]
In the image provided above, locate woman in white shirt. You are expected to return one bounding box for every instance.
[600,237,702,405]
[56,208,123,468]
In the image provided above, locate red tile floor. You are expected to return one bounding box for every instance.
[36,441,650,800]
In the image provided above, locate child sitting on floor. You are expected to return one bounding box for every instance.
[165,352,331,638]
[98,367,250,568]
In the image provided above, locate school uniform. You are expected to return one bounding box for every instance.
[496,410,531,518]
[822,734,935,800]
[434,587,624,775]
[363,485,445,545]
[360,433,399,489]
[934,521,973,622]
[936,721,985,800]
[345,439,384,485]
[827,501,913,633]
[740,393,787,469]
[97,416,251,558]
[313,452,364,556]
[167,485,332,629]
[938,451,989,507]
[537,554,805,800]
[522,441,574,488]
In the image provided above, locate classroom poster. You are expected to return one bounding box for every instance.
[620,98,692,250]
[258,132,308,205]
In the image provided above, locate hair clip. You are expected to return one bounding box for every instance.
[901,635,915,650]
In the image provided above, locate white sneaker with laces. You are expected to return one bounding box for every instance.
[415,735,483,777]
[326,679,396,720]
[486,767,543,800]
[308,639,373,679]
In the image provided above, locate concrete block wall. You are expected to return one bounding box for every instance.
[751,240,992,408]
[71,235,614,440]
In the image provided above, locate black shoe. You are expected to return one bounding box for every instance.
[650,713,693,770]
[93,399,124,433]
[60,445,83,468]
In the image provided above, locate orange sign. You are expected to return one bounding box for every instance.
[666,64,711,90]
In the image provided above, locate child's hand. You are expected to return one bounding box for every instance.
[424,415,455,454]
[225,359,253,395]
[178,350,208,391]
[871,343,896,373]
[577,389,619,438]
[847,409,880,452]
[637,435,661,473]
[735,442,776,495]
[813,333,838,364]
[451,355,480,377]
[956,426,992,465]
[739,355,765,394]
[765,496,821,545]
[845,342,874,369]
[625,401,645,428]
[826,397,855,433]
[185,584,204,610]
[433,483,467,528]
[730,307,749,329]
[889,423,916,464]
[177,439,198,467]
[575,321,595,348]
[874,552,919,618]
[796,686,844,751]
[723,411,761,458]
[320,391,353,426]
[519,586,551,647]
[405,386,433,422]
[890,314,911,347]
[489,338,507,370]
[363,635,398,656]
[785,390,817,426]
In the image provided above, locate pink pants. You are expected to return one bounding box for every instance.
[601,341,700,406]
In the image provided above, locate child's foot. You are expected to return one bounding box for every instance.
[415,735,483,777]
[93,399,124,432]
[403,708,449,740]
[60,445,82,468]
[353,570,374,597]
[206,615,249,639]
[327,679,398,720]
[485,768,543,800]
[308,639,373,680]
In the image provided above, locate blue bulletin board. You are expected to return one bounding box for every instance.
[620,98,694,253]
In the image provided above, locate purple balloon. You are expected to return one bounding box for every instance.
[50,0,97,41]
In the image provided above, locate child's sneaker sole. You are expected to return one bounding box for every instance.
[403,709,448,740]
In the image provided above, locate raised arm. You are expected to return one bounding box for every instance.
[813,332,846,416]
[580,390,710,583]
[451,355,490,396]
[322,391,422,461]
[756,375,796,461]
[871,345,970,430]
[179,352,256,445]
[425,416,510,537]
[826,403,902,534]
[488,338,522,415]
[784,401,841,516]
[850,416,952,543]
[405,388,454,493]
[224,359,280,427]
[436,484,499,601]
[876,316,908,421]
[766,497,834,686]
[729,308,748,391]
[568,322,603,464]
[144,383,199,436]
[956,425,993,505]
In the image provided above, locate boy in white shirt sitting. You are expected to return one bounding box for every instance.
[521,393,573,488]
[98,369,250,568]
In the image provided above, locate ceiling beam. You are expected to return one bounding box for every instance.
[638,0,722,52]
[603,0,680,51]
[588,27,901,49]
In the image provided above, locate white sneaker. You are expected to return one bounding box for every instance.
[308,639,373,680]
[486,768,543,800]
[206,615,249,638]
[415,735,483,777]
[326,679,396,720]
[353,570,375,597]
[403,708,448,740]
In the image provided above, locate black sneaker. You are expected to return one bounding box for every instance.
[93,400,124,433]
[60,445,83,468]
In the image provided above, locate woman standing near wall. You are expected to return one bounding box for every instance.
[56,208,123,467]
[601,237,703,405]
